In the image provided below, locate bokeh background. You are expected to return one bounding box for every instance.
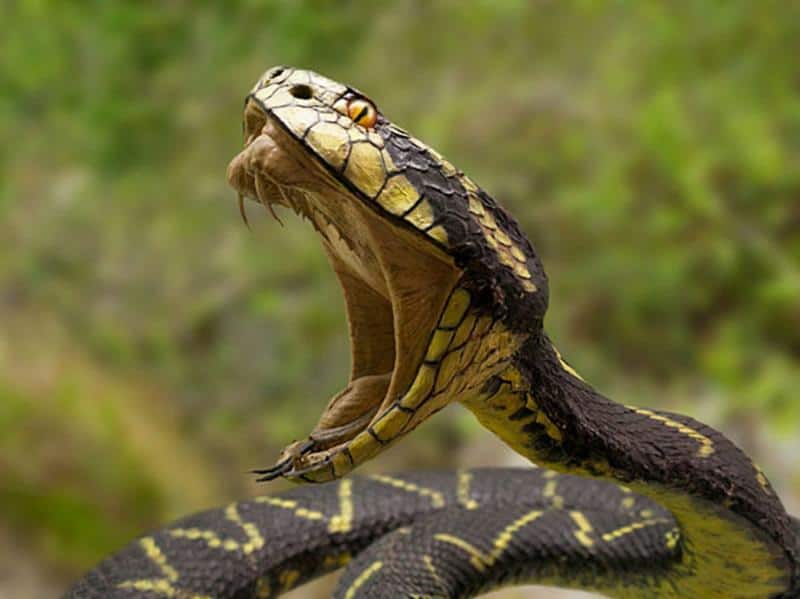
[1,2,798,598]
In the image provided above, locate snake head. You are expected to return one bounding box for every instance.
[227,67,547,483]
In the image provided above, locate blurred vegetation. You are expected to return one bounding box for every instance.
[1,1,798,597]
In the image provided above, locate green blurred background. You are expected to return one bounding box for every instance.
[1,2,798,597]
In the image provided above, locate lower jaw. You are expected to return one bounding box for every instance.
[309,371,393,449]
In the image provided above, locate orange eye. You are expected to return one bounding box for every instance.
[347,98,377,128]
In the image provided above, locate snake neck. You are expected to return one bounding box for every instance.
[463,331,798,595]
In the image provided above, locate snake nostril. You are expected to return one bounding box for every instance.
[289,84,313,100]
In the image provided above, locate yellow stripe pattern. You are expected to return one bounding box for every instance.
[370,474,446,508]
[329,479,355,533]
[601,518,671,543]
[570,511,595,547]
[116,537,213,598]
[142,536,178,582]
[629,407,715,458]
[457,469,479,510]
[542,471,565,509]
[343,561,384,599]
[168,503,264,554]
[254,496,326,522]
[423,554,449,595]
[435,510,543,572]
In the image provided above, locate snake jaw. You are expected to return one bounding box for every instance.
[228,89,463,484]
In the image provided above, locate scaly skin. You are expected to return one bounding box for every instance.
[66,67,799,598]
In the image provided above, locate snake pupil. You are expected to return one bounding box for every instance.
[353,106,369,123]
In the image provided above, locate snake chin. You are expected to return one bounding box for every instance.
[227,104,461,483]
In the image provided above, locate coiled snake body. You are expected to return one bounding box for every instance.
[67,67,799,598]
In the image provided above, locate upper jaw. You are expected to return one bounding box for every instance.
[227,113,329,212]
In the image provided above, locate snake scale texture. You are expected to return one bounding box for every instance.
[66,67,800,598]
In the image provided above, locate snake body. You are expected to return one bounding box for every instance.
[66,67,799,598]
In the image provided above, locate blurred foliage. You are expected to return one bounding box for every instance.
[0,1,798,595]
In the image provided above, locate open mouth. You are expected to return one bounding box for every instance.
[226,97,461,482]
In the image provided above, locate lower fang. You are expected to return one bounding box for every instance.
[238,193,250,228]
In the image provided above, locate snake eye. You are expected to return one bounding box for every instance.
[347,98,377,128]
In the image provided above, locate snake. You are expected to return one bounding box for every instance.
[65,67,800,598]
